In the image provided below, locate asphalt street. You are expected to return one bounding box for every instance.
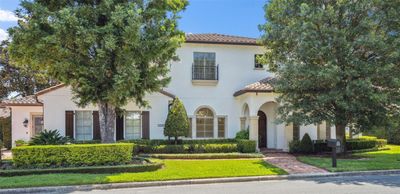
[66,174,400,194]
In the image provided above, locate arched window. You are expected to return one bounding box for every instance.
[196,108,214,138]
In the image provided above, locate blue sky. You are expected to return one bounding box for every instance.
[0,0,267,41]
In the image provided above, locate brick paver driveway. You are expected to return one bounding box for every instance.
[262,151,328,174]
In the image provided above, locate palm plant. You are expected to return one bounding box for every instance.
[30,130,71,145]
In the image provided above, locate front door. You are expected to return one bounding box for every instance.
[32,115,44,136]
[258,111,267,148]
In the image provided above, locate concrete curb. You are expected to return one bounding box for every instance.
[2,170,400,193]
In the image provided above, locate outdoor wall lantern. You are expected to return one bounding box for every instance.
[23,118,29,128]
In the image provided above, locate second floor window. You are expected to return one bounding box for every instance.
[193,52,218,80]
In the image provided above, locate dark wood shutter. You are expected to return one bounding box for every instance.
[116,115,124,141]
[142,111,150,139]
[65,111,74,138]
[92,111,101,140]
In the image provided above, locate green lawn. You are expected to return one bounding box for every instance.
[0,159,286,189]
[298,145,400,172]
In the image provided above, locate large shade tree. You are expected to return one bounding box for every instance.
[1,41,56,99]
[260,0,400,152]
[9,0,188,143]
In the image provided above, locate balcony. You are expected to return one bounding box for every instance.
[192,64,219,85]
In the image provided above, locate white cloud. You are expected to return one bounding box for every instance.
[0,9,18,22]
[0,28,9,42]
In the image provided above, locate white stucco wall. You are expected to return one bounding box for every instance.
[10,106,43,147]
[37,86,170,139]
[167,43,272,138]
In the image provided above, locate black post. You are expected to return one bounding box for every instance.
[332,146,337,168]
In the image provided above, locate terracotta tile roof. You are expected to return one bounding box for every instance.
[233,77,276,97]
[0,95,43,106]
[185,33,259,46]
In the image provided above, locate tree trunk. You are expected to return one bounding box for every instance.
[98,102,116,143]
[335,123,347,154]
[174,136,178,145]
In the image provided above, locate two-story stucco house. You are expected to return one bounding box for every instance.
[0,33,336,150]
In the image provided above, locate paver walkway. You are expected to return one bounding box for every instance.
[1,150,12,160]
[262,151,328,174]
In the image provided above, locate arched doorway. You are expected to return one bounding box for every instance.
[258,111,267,148]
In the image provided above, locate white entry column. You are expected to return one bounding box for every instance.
[249,116,259,150]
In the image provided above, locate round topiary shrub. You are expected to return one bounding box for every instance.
[300,133,313,154]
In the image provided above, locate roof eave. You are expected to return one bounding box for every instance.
[233,89,274,97]
[185,40,260,46]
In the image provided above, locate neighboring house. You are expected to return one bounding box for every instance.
[0,33,336,150]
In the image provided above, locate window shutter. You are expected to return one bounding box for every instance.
[92,111,101,140]
[142,111,150,139]
[116,115,124,141]
[65,111,74,138]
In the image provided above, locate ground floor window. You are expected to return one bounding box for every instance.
[218,117,225,138]
[75,111,93,140]
[196,108,214,138]
[125,111,141,140]
[32,115,44,136]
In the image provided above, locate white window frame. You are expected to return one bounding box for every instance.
[74,110,94,141]
[217,116,227,138]
[123,111,142,140]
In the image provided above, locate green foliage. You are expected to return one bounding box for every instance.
[142,153,264,159]
[0,42,56,99]
[313,137,387,152]
[29,129,71,145]
[14,140,28,147]
[261,0,400,148]
[346,139,387,150]
[9,0,188,108]
[12,143,134,168]
[0,162,163,177]
[235,129,249,140]
[164,98,189,143]
[136,143,238,154]
[288,140,301,154]
[0,117,11,149]
[119,138,237,145]
[299,133,313,154]
[237,140,256,153]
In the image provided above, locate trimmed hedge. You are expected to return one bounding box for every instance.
[141,153,264,159]
[12,143,134,168]
[0,162,163,177]
[237,140,256,153]
[120,138,237,145]
[135,143,238,154]
[346,138,387,150]
[313,137,387,153]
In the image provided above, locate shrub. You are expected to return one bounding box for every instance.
[15,139,28,147]
[120,138,237,145]
[30,129,71,145]
[12,143,134,168]
[289,140,301,153]
[299,133,313,154]
[197,144,237,153]
[346,138,387,150]
[164,98,190,144]
[151,145,186,153]
[237,140,256,153]
[235,130,249,140]
[312,140,331,153]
